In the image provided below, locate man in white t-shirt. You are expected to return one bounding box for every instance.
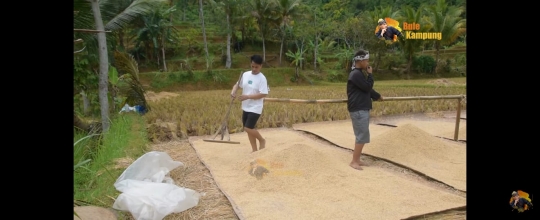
[230,55,269,152]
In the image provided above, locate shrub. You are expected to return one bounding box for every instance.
[412,55,436,74]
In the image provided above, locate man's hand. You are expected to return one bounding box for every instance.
[238,94,250,101]
[230,92,236,100]
[381,28,386,36]
[379,96,384,101]
[366,66,373,74]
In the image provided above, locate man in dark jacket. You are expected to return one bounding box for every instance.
[347,49,383,170]
[510,191,533,212]
[375,19,403,41]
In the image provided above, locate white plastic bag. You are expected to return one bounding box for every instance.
[112,151,200,220]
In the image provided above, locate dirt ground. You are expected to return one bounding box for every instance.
[112,91,467,220]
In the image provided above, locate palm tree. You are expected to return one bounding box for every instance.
[276,0,302,66]
[249,0,279,63]
[198,0,211,71]
[286,48,306,83]
[74,0,164,132]
[425,0,466,74]
[89,0,112,131]
[208,0,241,69]
[134,6,179,70]
[396,5,427,77]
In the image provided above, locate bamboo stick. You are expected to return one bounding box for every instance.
[263,95,466,142]
[454,98,462,141]
[263,95,465,103]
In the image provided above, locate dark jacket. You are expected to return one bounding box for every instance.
[376,26,403,41]
[347,68,381,112]
[510,197,533,209]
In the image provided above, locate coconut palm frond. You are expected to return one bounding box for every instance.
[113,51,150,110]
[114,50,139,80]
[104,0,167,31]
[74,0,105,29]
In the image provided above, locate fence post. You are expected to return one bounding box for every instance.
[454,97,462,141]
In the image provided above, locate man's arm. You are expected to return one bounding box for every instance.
[392,26,404,38]
[375,29,383,39]
[231,73,244,97]
[370,89,382,101]
[246,93,267,100]
[238,78,269,101]
[523,198,533,207]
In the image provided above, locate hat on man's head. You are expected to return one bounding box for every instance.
[512,191,518,196]
[378,19,386,25]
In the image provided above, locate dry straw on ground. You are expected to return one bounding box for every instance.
[148,141,239,220]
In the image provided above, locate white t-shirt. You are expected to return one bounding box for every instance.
[239,71,269,114]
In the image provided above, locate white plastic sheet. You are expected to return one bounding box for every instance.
[112,151,200,220]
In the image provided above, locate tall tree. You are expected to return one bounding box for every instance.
[199,0,211,70]
[208,0,241,69]
[90,0,112,131]
[74,0,164,132]
[425,0,466,74]
[249,0,279,63]
[396,5,427,76]
[276,0,302,66]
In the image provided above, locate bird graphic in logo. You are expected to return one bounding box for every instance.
[509,190,533,213]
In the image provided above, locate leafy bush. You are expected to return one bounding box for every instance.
[412,55,436,74]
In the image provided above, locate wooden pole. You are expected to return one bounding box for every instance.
[454,97,462,141]
[263,95,465,103]
[264,95,466,142]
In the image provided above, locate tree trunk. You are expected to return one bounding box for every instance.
[375,51,381,70]
[80,90,91,116]
[199,0,210,70]
[279,26,285,66]
[156,46,160,68]
[434,42,440,74]
[183,2,186,21]
[241,21,245,44]
[313,33,319,73]
[407,53,412,77]
[145,42,152,63]
[161,32,168,71]
[226,13,232,68]
[90,0,110,132]
[261,30,266,63]
[295,66,299,85]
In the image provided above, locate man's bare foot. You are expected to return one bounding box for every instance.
[358,162,369,167]
[349,162,363,170]
[259,138,266,150]
[356,160,369,166]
